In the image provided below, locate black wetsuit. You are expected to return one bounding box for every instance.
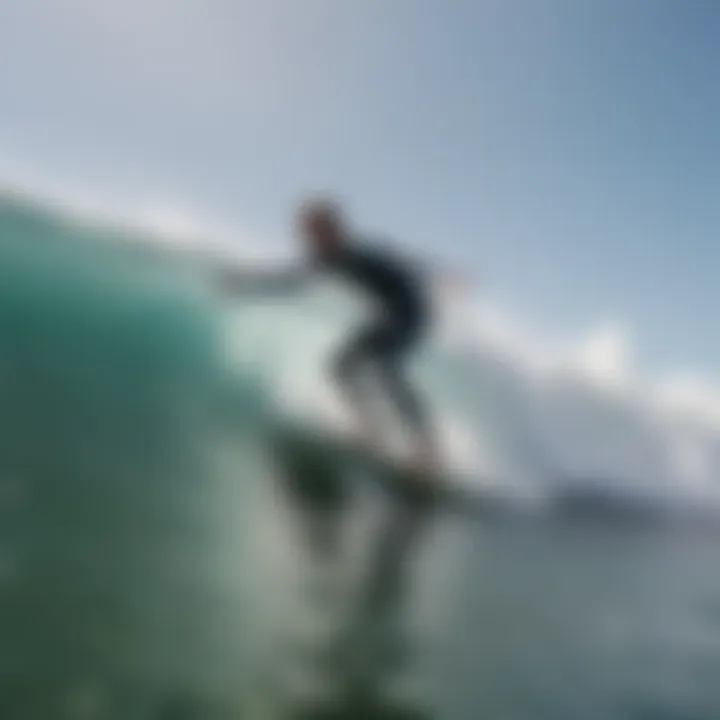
[216,240,433,444]
[317,243,432,444]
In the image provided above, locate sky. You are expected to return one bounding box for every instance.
[1,0,719,373]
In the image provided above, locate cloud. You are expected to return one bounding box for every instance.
[571,322,633,389]
[654,374,720,431]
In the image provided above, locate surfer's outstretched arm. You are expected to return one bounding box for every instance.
[213,264,312,298]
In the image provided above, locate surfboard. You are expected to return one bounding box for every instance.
[270,421,491,519]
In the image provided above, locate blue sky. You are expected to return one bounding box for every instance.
[1,0,719,373]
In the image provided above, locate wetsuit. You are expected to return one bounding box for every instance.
[216,240,433,446]
[317,243,432,446]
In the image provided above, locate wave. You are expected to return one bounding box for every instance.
[2,188,719,517]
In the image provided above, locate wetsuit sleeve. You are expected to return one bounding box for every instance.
[214,263,312,297]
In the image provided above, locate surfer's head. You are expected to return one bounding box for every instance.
[297,197,346,259]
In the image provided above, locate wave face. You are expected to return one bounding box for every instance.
[0,194,224,489]
[0,195,260,712]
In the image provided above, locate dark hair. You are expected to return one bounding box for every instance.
[298,197,344,227]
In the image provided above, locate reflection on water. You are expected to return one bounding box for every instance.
[6,448,720,720]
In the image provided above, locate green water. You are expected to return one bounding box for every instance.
[0,197,257,717]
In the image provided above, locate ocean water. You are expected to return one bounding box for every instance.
[1,194,720,719]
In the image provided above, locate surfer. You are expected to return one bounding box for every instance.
[218,198,439,474]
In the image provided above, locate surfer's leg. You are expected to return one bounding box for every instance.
[370,323,438,468]
[330,330,383,443]
[332,319,438,464]
[379,358,439,471]
[376,357,428,439]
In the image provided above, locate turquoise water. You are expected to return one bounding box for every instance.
[1,195,720,719]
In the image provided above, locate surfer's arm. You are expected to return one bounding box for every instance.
[407,253,476,305]
[433,268,477,301]
[214,263,312,298]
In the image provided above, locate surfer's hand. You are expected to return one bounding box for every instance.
[435,269,476,302]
